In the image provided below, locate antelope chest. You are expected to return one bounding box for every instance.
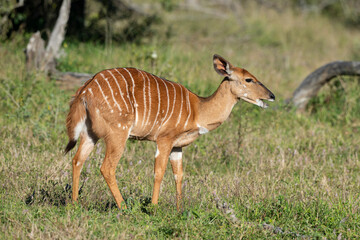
[173,124,209,147]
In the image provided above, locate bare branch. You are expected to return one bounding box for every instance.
[292,61,360,111]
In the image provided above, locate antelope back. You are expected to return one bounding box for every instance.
[79,68,196,140]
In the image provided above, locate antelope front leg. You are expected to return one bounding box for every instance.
[151,140,172,205]
[170,147,183,212]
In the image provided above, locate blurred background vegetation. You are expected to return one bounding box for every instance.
[1,0,360,44]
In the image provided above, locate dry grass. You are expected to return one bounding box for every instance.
[1,2,360,239]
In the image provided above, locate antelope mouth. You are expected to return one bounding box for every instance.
[240,97,273,109]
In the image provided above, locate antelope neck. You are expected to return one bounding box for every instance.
[197,79,237,131]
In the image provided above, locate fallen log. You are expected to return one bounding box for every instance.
[292,61,360,111]
[53,71,93,89]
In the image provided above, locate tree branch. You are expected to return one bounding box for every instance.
[292,61,360,111]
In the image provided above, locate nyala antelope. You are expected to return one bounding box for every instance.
[65,54,275,211]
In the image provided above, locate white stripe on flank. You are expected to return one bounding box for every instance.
[101,72,121,112]
[88,88,93,96]
[144,74,161,136]
[184,89,191,128]
[144,72,152,127]
[162,81,176,127]
[114,68,133,112]
[124,68,138,125]
[175,84,184,127]
[137,70,147,129]
[158,78,170,130]
[95,78,112,110]
[107,70,129,111]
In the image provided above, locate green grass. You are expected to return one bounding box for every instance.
[1,2,360,239]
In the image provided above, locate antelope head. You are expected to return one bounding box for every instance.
[213,54,275,108]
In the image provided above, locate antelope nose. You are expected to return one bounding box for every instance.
[269,92,275,101]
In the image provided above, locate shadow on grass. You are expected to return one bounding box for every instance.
[25,181,72,207]
[24,181,153,214]
[84,196,152,213]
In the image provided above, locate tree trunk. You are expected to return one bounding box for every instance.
[292,61,360,111]
[43,0,71,74]
[25,31,45,72]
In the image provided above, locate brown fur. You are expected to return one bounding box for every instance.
[65,55,275,211]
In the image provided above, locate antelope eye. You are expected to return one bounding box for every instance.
[245,78,252,83]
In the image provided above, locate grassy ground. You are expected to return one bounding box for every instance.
[1,3,360,239]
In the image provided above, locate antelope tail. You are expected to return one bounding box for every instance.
[64,95,87,154]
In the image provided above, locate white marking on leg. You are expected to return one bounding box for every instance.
[183,89,191,128]
[197,123,209,135]
[170,149,182,161]
[124,68,138,125]
[170,148,182,183]
[95,78,112,110]
[114,68,133,112]
[175,84,184,127]
[107,70,129,111]
[163,81,176,127]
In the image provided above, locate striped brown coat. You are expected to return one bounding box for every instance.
[65,55,275,211]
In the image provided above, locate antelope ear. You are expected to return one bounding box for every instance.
[213,54,233,77]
